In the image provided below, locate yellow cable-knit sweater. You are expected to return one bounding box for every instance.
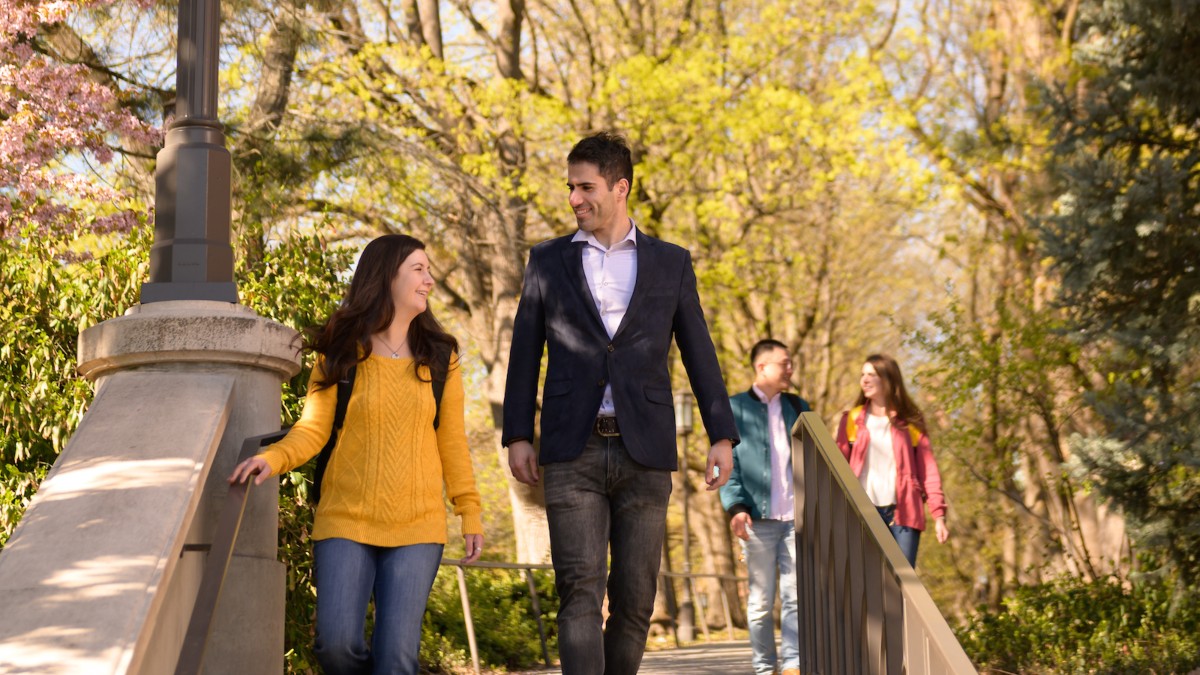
[260,352,483,547]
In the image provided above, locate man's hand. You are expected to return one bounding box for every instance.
[705,439,733,491]
[507,440,540,486]
[935,516,950,544]
[730,512,754,541]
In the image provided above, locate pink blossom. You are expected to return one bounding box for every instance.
[1,0,161,238]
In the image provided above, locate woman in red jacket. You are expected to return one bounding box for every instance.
[836,354,949,567]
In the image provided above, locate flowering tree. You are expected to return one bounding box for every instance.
[0,0,159,237]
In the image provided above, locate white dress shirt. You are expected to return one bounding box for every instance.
[752,384,795,521]
[572,223,638,417]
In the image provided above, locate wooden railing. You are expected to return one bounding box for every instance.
[792,411,977,674]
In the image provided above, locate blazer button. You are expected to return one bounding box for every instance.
[607,344,615,352]
[598,378,606,387]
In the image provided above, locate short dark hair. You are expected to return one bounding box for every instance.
[750,339,789,366]
[568,132,634,191]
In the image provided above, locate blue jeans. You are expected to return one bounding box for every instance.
[313,538,444,675]
[543,433,673,675]
[741,519,799,675]
[876,505,921,567]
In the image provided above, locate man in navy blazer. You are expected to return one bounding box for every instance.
[503,132,739,674]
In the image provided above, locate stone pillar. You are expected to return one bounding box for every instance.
[78,300,301,674]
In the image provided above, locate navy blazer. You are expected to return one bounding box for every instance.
[502,230,739,470]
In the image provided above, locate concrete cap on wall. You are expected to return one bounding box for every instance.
[77,301,303,382]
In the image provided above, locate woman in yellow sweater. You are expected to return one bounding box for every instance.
[229,234,484,675]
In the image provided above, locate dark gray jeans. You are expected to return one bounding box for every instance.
[543,433,673,675]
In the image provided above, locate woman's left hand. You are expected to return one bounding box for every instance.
[461,533,484,564]
[935,517,950,543]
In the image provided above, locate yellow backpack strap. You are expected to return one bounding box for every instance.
[845,405,864,443]
[848,406,923,446]
[906,423,923,447]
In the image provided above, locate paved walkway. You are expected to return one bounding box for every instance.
[508,640,755,674]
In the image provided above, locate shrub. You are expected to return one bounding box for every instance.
[421,566,558,672]
[957,573,1200,674]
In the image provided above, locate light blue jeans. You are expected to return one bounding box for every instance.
[313,538,444,675]
[741,518,799,675]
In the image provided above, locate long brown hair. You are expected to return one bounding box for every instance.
[304,234,457,389]
[854,353,926,434]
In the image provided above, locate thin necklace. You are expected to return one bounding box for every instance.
[375,334,407,359]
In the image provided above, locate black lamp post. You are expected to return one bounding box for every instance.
[140,0,237,303]
[674,391,695,643]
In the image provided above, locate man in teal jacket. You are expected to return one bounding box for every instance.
[720,339,809,675]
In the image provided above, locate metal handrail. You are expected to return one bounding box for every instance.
[175,430,287,675]
[440,560,749,675]
[438,558,556,675]
[659,570,747,642]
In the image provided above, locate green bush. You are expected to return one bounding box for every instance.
[0,224,150,544]
[957,574,1200,674]
[421,566,558,672]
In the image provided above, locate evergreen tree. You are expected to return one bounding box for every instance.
[1040,0,1200,586]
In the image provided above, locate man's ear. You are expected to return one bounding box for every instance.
[617,178,630,200]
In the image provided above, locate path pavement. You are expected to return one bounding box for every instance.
[507,640,755,674]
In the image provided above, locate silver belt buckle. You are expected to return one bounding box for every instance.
[594,417,620,437]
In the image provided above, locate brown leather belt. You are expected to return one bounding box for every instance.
[594,416,620,437]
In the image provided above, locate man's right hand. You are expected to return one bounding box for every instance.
[730,512,754,541]
[507,440,540,485]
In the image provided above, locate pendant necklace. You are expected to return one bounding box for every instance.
[376,334,407,359]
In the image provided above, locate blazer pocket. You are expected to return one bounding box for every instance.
[644,386,673,406]
[544,379,573,398]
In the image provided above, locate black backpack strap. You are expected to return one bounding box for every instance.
[432,349,451,430]
[312,364,356,504]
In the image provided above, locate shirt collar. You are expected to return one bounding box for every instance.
[572,220,638,251]
[751,384,781,404]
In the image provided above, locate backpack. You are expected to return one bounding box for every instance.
[842,405,922,447]
[311,351,450,504]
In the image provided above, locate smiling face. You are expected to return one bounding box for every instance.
[567,161,629,243]
[390,249,434,318]
[754,346,794,395]
[860,362,886,407]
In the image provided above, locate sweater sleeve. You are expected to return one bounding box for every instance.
[259,358,338,476]
[435,353,484,536]
[914,433,947,520]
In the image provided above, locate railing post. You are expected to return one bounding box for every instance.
[690,576,711,641]
[455,565,481,675]
[524,567,551,667]
[718,581,734,641]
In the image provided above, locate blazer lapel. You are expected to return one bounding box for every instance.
[612,230,656,341]
[560,239,606,332]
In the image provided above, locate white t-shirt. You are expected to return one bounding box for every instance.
[861,413,897,507]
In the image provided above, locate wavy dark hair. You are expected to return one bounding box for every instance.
[304,234,458,389]
[854,353,927,435]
